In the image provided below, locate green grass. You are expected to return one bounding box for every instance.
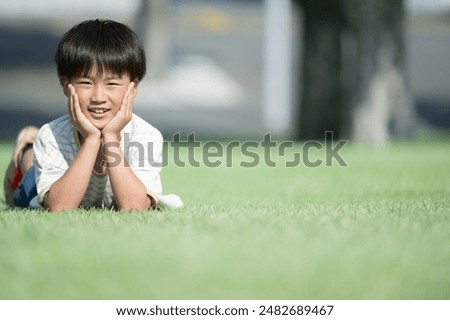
[0,137,449,299]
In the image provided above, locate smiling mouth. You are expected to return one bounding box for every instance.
[89,108,110,115]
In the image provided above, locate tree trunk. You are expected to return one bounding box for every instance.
[297,0,415,144]
[298,0,342,140]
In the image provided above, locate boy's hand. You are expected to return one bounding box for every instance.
[68,84,101,140]
[102,82,135,141]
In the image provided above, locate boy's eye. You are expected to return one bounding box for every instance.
[107,82,121,86]
[77,81,92,85]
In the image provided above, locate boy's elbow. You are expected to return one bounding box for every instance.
[43,189,77,212]
[44,196,79,212]
[117,204,151,212]
[116,197,153,212]
[46,203,77,212]
[47,206,63,213]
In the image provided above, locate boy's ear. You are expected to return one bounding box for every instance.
[60,77,70,97]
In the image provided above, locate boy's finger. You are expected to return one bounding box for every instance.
[68,84,77,102]
[73,90,80,110]
[120,82,134,114]
[127,85,133,112]
[68,88,75,121]
[68,85,85,125]
[126,82,135,115]
[119,85,129,110]
[68,84,75,108]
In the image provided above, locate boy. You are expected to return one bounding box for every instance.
[3,19,182,211]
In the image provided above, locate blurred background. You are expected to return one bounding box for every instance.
[0,0,449,142]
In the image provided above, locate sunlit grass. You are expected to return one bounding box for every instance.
[0,138,449,299]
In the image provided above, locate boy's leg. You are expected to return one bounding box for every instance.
[13,126,38,169]
[3,126,38,206]
[3,161,17,207]
[19,143,34,173]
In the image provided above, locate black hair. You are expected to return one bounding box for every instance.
[55,19,146,82]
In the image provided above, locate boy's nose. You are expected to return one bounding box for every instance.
[92,85,107,102]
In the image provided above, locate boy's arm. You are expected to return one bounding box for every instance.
[101,83,153,211]
[44,137,100,211]
[45,85,102,211]
[102,137,153,211]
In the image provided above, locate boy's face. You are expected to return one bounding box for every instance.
[67,66,135,130]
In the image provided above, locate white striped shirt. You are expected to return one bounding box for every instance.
[33,114,163,209]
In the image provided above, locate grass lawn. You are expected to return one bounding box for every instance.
[0,136,449,299]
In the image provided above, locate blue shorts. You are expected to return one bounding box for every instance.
[13,166,38,208]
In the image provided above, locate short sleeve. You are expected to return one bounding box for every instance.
[33,123,72,206]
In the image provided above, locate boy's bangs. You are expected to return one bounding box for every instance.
[76,54,129,78]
